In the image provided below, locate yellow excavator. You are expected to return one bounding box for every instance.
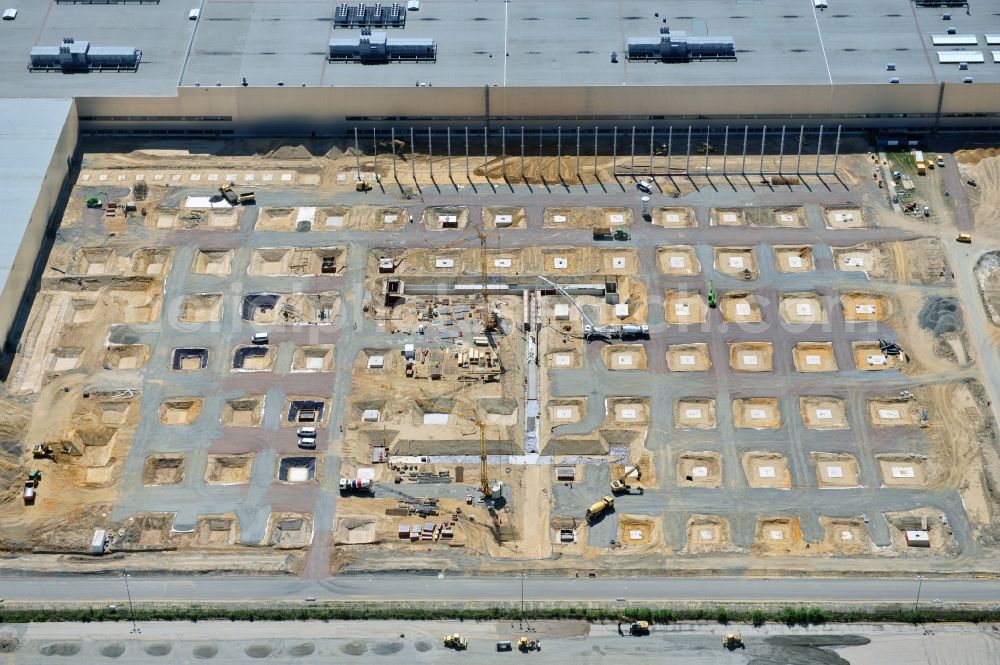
[610,465,641,494]
[722,632,744,649]
[517,636,540,651]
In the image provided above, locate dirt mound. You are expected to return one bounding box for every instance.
[288,642,315,656]
[193,644,218,659]
[373,641,404,655]
[144,643,172,656]
[245,644,273,658]
[955,147,1000,165]
[919,296,964,335]
[0,629,20,653]
[341,640,368,656]
[100,642,125,658]
[415,641,432,652]
[39,642,82,656]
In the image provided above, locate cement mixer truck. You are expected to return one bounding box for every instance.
[586,495,614,522]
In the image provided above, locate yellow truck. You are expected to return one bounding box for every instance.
[586,495,614,521]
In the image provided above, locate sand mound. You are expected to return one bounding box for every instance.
[39,642,82,656]
[245,644,273,658]
[0,629,20,653]
[100,643,125,658]
[373,641,404,655]
[144,643,172,656]
[288,643,316,656]
[341,640,368,656]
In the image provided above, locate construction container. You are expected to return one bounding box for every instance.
[90,529,107,554]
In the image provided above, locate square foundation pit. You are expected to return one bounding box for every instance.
[774,246,815,273]
[770,207,806,227]
[617,515,658,547]
[292,344,335,372]
[779,292,826,324]
[841,292,890,322]
[792,342,837,372]
[195,515,241,547]
[158,398,203,425]
[677,451,722,487]
[232,345,276,372]
[852,342,900,371]
[602,344,647,370]
[656,245,700,276]
[753,517,804,555]
[674,398,717,429]
[664,291,707,325]
[191,249,234,276]
[666,343,712,372]
[101,344,149,370]
[742,452,792,488]
[284,397,329,426]
[712,208,745,226]
[601,249,639,274]
[601,207,633,227]
[878,456,928,487]
[611,399,649,425]
[130,248,173,276]
[825,207,865,229]
[221,396,265,427]
[543,207,594,228]
[684,515,732,554]
[800,396,849,430]
[729,342,773,372]
[867,399,920,426]
[142,454,186,486]
[75,247,115,275]
[422,206,469,230]
[651,207,695,227]
[171,347,209,371]
[277,455,320,483]
[484,206,527,229]
[549,400,584,425]
[49,347,82,373]
[714,247,758,279]
[179,293,224,323]
[205,453,255,485]
[719,292,763,324]
[268,513,314,548]
[733,398,781,429]
[812,452,861,488]
[547,349,581,369]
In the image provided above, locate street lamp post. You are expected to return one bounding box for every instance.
[914,575,925,613]
[122,573,140,634]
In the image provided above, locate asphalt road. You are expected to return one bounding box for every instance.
[1,575,998,606]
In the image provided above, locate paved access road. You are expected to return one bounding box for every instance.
[1,574,998,606]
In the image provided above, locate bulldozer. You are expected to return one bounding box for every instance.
[722,632,744,650]
[443,634,468,650]
[32,443,53,459]
[355,180,373,192]
[517,636,540,651]
[218,185,239,205]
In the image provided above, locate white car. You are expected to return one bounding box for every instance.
[636,180,652,193]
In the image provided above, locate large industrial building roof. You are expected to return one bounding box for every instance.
[1,0,1000,96]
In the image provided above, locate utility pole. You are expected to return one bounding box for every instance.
[521,126,525,182]
[741,125,748,175]
[612,126,617,173]
[122,573,140,634]
[427,127,433,181]
[354,127,360,179]
[685,126,691,175]
[795,125,804,175]
[483,126,488,182]
[447,127,452,180]
[556,126,562,180]
[759,125,767,176]
[832,124,842,174]
[914,575,925,613]
[667,126,672,175]
[778,125,786,175]
[372,127,377,182]
[501,126,506,180]
[722,126,729,176]
[390,128,397,181]
[630,126,635,173]
[593,126,599,175]
[576,126,581,181]
[410,127,416,185]
[649,126,655,176]
[704,126,710,174]
[465,127,470,181]
[815,124,824,174]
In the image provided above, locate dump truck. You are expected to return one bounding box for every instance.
[629,621,650,636]
[443,634,468,650]
[586,495,614,521]
[517,637,540,651]
[356,180,373,192]
[219,185,239,205]
[237,191,256,205]
[722,632,744,649]
[957,233,972,244]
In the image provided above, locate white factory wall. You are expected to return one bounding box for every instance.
[0,101,79,350]
[74,83,1000,134]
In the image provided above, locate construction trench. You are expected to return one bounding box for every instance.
[1,138,1000,580]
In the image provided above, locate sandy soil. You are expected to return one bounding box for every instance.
[664,291,708,325]
[841,292,891,322]
[742,452,792,489]
[714,247,758,279]
[729,342,773,372]
[602,344,647,370]
[673,398,717,429]
[683,515,734,554]
[799,396,850,430]
[779,292,826,324]
[711,208,745,226]
[666,343,712,372]
[656,245,700,276]
[719,291,763,324]
[676,451,722,487]
[774,245,815,272]
[752,516,808,555]
[483,206,527,230]
[732,398,781,429]
[650,207,695,227]
[867,398,921,426]
[824,206,867,229]
[812,452,861,488]
[878,455,928,487]
[852,341,903,371]
[792,342,838,372]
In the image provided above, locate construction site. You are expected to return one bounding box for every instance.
[0,127,999,585]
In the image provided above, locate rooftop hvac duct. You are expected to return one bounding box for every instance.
[334,1,405,28]
[29,37,141,72]
[329,28,435,62]
[627,26,735,62]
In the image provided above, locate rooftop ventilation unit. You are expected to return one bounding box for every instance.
[913,0,967,6]
[627,26,735,62]
[329,28,435,62]
[29,37,141,72]
[334,1,405,28]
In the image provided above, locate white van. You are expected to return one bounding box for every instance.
[297,427,317,437]
[298,437,316,449]
[251,332,269,345]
